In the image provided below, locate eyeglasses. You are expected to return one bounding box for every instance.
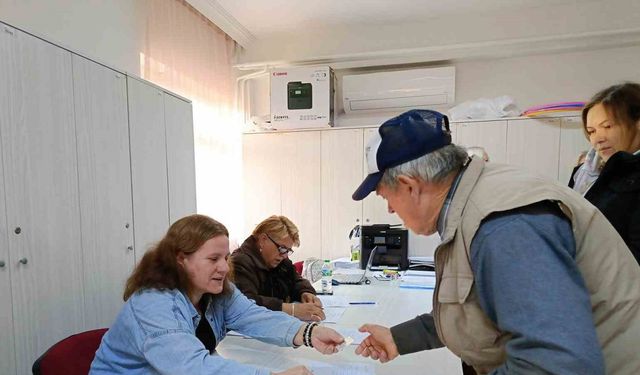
[266,234,294,256]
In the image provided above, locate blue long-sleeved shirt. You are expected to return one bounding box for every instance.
[90,285,304,375]
[391,202,605,374]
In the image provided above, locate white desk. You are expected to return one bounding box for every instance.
[217,281,462,374]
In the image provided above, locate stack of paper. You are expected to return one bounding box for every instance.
[400,270,436,289]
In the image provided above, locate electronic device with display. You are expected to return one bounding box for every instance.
[359,224,409,270]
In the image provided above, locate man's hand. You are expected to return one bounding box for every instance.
[301,292,322,307]
[354,324,399,363]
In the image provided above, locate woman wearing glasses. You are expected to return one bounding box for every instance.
[229,215,325,321]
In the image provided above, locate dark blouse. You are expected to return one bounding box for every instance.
[570,151,640,264]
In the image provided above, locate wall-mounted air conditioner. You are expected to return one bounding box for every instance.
[342,66,455,113]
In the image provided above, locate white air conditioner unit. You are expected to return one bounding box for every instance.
[342,66,455,113]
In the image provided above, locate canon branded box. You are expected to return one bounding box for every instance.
[270,66,334,129]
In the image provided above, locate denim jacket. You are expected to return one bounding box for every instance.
[90,284,304,375]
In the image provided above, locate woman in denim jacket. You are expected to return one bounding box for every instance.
[90,214,344,375]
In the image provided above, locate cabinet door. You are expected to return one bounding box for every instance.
[362,129,402,226]
[559,117,590,184]
[0,25,84,374]
[0,124,15,375]
[455,121,508,163]
[321,129,363,260]
[72,55,134,329]
[242,133,282,236]
[281,132,322,262]
[164,93,196,224]
[507,118,561,181]
[127,77,170,258]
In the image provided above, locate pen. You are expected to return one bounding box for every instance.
[399,285,435,290]
[349,302,376,305]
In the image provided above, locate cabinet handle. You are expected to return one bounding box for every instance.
[18,258,28,265]
[14,227,21,234]
[0,260,5,268]
[125,223,130,229]
[355,219,360,223]
[127,246,133,251]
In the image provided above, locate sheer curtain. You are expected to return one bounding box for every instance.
[137,0,244,241]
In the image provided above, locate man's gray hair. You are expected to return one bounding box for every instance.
[380,144,469,189]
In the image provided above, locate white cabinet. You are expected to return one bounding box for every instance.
[0,136,15,375]
[454,121,508,163]
[281,132,322,262]
[0,22,196,375]
[242,132,321,262]
[243,132,283,234]
[559,117,590,184]
[321,129,363,260]
[507,118,561,181]
[72,55,135,329]
[165,93,197,223]
[128,77,170,257]
[0,25,84,375]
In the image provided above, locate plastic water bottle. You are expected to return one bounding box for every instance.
[321,259,333,294]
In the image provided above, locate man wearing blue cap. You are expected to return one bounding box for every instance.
[352,109,640,374]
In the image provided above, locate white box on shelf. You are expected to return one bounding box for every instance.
[270,66,334,129]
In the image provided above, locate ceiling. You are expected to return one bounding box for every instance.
[186,0,638,67]
[211,0,588,39]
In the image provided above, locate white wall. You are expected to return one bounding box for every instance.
[0,0,143,73]
[248,44,640,127]
[456,45,640,107]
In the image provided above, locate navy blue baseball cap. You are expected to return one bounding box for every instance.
[352,109,452,201]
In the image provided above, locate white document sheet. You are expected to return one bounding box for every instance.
[318,295,349,307]
[322,307,347,323]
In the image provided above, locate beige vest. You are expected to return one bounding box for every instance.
[433,158,640,374]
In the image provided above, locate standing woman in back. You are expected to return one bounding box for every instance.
[570,82,640,264]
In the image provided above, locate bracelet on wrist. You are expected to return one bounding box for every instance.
[304,322,319,348]
[302,323,311,347]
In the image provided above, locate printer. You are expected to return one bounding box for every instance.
[359,224,409,270]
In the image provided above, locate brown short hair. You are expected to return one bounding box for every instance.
[123,214,231,301]
[582,82,640,138]
[252,215,300,246]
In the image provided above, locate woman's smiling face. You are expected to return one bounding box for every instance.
[179,235,230,297]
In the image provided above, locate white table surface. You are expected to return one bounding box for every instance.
[217,280,462,374]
